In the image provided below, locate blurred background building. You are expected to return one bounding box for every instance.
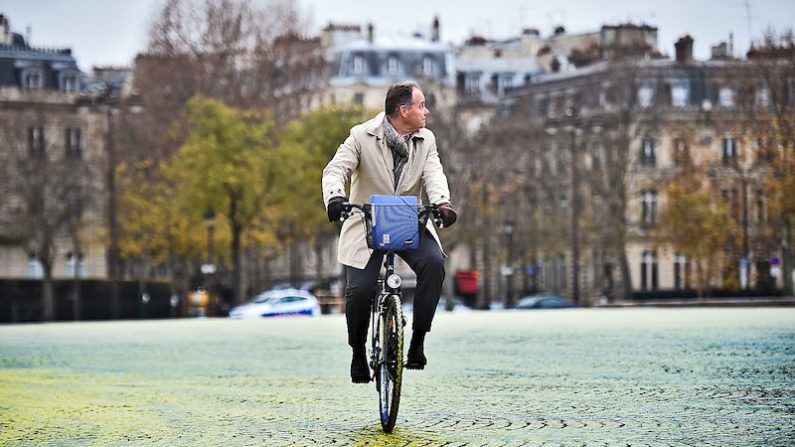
[0,6,792,321]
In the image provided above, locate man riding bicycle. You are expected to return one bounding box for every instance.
[322,81,457,383]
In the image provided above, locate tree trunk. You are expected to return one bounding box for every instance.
[72,238,82,321]
[42,263,55,322]
[72,269,81,321]
[782,219,793,296]
[315,242,324,285]
[229,195,243,306]
[618,249,632,301]
[231,223,242,306]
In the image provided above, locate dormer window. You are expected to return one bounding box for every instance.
[671,79,689,107]
[352,55,364,75]
[387,56,398,75]
[60,73,78,92]
[23,69,44,89]
[719,86,734,107]
[422,56,435,76]
[638,84,654,108]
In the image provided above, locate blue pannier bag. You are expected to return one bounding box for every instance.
[370,195,419,250]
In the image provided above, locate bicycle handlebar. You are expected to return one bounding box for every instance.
[340,202,443,228]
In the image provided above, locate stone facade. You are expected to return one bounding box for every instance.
[0,15,115,280]
[507,35,780,301]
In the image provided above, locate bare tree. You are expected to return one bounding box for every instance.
[1,107,99,321]
[124,0,325,301]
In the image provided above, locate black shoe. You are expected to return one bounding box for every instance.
[350,347,371,383]
[405,334,427,370]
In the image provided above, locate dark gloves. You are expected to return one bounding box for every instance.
[327,197,347,222]
[437,203,458,228]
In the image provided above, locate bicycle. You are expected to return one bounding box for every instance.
[341,197,441,433]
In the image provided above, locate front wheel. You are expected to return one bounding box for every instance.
[377,294,403,433]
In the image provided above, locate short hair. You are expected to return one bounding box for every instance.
[385,81,420,117]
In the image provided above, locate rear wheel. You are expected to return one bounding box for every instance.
[377,294,403,433]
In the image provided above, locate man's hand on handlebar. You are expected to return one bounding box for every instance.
[327,196,347,222]
[436,203,457,228]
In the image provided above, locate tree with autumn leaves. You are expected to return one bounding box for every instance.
[656,169,739,297]
[118,97,364,306]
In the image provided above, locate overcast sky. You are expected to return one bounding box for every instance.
[2,0,794,72]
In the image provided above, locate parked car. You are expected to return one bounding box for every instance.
[514,295,577,310]
[229,288,320,318]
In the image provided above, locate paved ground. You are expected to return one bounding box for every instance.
[1,308,793,446]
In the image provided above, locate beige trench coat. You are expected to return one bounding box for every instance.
[322,112,451,269]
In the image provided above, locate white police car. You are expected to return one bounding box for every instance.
[229,288,320,318]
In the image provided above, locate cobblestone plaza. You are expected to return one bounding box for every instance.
[1,308,793,446]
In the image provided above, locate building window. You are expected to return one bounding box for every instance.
[65,252,86,278]
[65,128,82,158]
[422,57,435,76]
[671,80,690,107]
[719,86,734,107]
[638,84,654,108]
[387,56,398,75]
[29,127,45,159]
[598,83,610,107]
[641,190,658,226]
[465,72,481,97]
[674,253,690,290]
[756,85,770,108]
[537,96,548,115]
[640,138,656,166]
[673,138,689,166]
[28,254,44,279]
[640,250,658,290]
[756,189,766,223]
[352,55,364,75]
[502,75,513,91]
[61,74,78,92]
[23,70,43,89]
[722,137,739,165]
[353,92,364,105]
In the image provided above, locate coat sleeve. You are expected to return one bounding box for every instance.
[421,141,451,205]
[322,131,360,208]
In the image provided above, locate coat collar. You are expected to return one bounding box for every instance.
[365,112,426,141]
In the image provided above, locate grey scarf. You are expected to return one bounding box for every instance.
[383,117,411,188]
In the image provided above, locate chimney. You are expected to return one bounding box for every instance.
[0,14,10,45]
[431,16,440,42]
[367,23,374,43]
[675,35,694,63]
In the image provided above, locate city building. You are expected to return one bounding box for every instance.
[0,14,122,281]
[315,18,456,112]
[506,29,783,302]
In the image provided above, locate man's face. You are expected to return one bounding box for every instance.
[400,88,429,132]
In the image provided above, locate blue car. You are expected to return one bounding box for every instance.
[515,295,577,310]
[229,288,320,318]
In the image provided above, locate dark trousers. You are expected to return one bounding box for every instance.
[345,229,445,348]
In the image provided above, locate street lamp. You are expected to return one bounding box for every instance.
[545,107,589,305]
[501,219,515,308]
[104,93,142,319]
